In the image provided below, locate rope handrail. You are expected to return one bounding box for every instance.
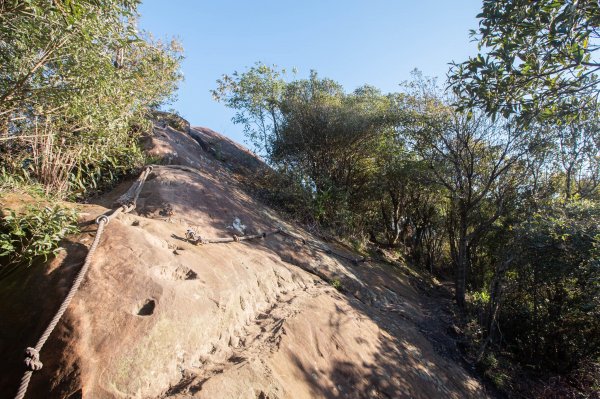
[278,229,369,264]
[184,228,280,244]
[14,166,153,399]
[184,227,368,264]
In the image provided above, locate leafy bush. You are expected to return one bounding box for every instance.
[331,279,343,291]
[67,134,146,200]
[250,166,316,223]
[0,205,79,275]
[0,167,44,197]
[471,290,491,307]
[0,0,183,199]
[500,200,600,373]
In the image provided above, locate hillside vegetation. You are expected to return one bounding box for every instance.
[1,0,181,273]
[212,63,599,396]
[0,0,181,198]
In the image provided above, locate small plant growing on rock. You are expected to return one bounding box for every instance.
[0,205,79,275]
[331,278,343,291]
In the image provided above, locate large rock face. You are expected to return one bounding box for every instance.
[0,125,488,398]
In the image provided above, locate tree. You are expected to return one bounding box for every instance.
[403,74,526,306]
[548,117,600,200]
[510,112,600,202]
[0,0,183,197]
[369,136,444,267]
[449,0,600,121]
[214,68,405,231]
[212,63,288,157]
[500,199,600,372]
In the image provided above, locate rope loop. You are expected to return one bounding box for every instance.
[95,215,109,226]
[24,348,43,371]
[233,234,240,242]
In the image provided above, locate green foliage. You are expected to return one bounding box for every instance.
[250,166,317,224]
[272,75,404,234]
[540,115,600,200]
[214,66,419,239]
[471,290,491,306]
[500,199,600,373]
[0,205,79,274]
[152,109,190,132]
[212,62,289,157]
[216,64,599,393]
[0,167,44,197]
[0,0,183,199]
[478,353,511,390]
[403,72,529,305]
[331,278,343,291]
[67,134,146,200]
[449,0,600,121]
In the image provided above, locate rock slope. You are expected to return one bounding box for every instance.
[0,124,488,398]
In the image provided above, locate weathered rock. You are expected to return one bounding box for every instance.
[0,124,488,398]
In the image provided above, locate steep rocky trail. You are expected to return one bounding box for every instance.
[0,124,489,398]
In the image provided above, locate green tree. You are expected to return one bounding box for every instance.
[546,115,600,200]
[404,75,526,306]
[214,67,404,233]
[371,144,444,270]
[449,0,600,121]
[212,63,288,157]
[500,199,600,373]
[0,0,183,198]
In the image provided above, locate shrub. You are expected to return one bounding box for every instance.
[331,278,343,291]
[67,134,146,200]
[0,205,79,275]
[151,110,190,132]
[500,200,600,373]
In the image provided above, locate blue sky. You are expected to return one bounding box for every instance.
[139,1,482,144]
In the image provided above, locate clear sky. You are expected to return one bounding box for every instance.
[139,0,482,144]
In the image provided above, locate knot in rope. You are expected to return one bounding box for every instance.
[24,347,42,371]
[233,234,240,242]
[14,167,151,399]
[185,229,208,245]
[185,229,198,241]
[96,215,109,225]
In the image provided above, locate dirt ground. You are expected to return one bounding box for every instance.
[0,124,490,398]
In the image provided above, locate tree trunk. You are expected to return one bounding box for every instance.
[477,256,512,362]
[565,164,573,200]
[455,208,468,307]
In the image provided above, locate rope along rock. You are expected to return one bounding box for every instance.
[14,163,365,398]
[14,166,153,399]
[184,227,368,264]
[185,228,279,244]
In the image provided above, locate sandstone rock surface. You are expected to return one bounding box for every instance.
[0,125,488,398]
